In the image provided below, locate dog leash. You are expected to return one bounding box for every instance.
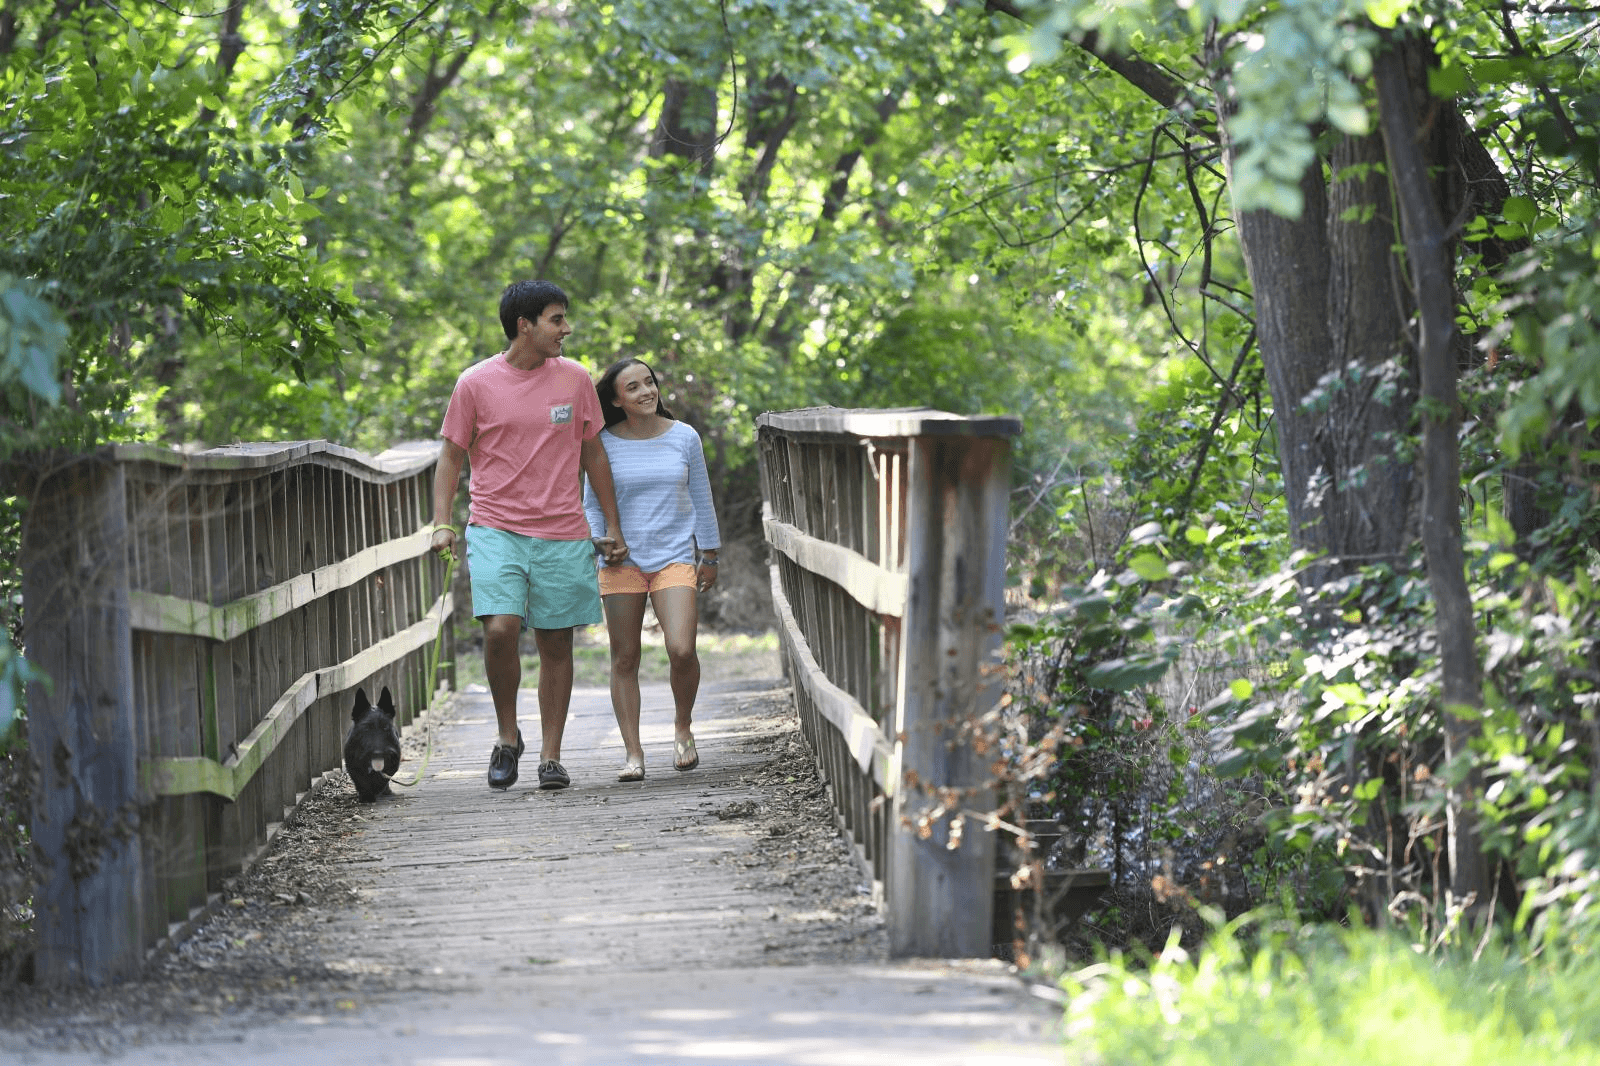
[385,549,456,789]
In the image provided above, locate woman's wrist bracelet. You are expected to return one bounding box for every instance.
[698,556,718,566]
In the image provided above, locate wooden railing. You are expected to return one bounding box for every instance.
[21,440,453,985]
[757,408,1019,957]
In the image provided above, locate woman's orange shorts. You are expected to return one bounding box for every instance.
[596,561,698,597]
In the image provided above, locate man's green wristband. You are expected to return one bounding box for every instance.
[432,524,459,536]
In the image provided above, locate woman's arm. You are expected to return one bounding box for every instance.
[683,427,721,555]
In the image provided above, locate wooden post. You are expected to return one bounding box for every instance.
[22,458,146,984]
[887,433,1009,957]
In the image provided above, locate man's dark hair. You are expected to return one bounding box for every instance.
[596,357,676,428]
[499,280,569,340]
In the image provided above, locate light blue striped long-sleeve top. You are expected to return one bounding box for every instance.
[583,420,721,573]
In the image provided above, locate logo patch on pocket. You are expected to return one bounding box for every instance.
[549,403,574,425]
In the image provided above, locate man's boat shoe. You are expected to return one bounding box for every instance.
[487,730,525,791]
[538,759,571,790]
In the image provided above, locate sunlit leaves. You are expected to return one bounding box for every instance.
[1363,0,1414,28]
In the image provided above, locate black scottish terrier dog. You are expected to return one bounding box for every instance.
[344,686,401,802]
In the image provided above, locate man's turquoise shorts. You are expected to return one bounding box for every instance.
[464,525,602,630]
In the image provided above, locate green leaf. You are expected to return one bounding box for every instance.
[1214,750,1256,779]
[1086,655,1172,692]
[1364,0,1413,28]
[1502,196,1537,224]
[1071,595,1113,622]
[1489,552,1520,573]
[1429,64,1470,97]
[1128,552,1170,582]
[0,277,66,405]
[1327,99,1369,136]
[1321,683,1368,709]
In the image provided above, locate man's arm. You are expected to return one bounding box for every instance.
[431,438,468,558]
[579,435,628,563]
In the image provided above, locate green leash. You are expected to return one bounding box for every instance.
[388,550,456,789]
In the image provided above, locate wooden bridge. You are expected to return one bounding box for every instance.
[19,408,1098,991]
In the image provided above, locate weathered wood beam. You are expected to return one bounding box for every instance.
[128,526,433,640]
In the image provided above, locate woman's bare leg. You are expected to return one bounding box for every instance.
[651,585,700,764]
[602,592,648,766]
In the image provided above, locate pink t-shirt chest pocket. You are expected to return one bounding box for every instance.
[549,402,574,425]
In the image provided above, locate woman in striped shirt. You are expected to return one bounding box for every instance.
[583,358,721,782]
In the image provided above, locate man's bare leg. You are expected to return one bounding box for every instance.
[533,626,575,761]
[482,614,524,746]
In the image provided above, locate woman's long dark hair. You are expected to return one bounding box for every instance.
[596,357,676,428]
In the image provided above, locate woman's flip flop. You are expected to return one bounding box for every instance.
[617,760,645,782]
[673,735,699,771]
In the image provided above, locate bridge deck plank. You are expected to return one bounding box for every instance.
[317,677,868,976]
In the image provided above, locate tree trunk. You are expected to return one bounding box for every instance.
[650,77,721,179]
[1211,68,1420,583]
[1374,39,1489,909]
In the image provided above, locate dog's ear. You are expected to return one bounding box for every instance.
[352,687,371,722]
[377,686,396,718]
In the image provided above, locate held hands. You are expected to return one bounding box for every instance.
[593,535,630,565]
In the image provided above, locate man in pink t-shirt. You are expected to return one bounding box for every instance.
[431,280,628,792]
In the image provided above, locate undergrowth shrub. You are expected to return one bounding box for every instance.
[998,373,1600,961]
[996,456,1325,959]
[1204,474,1600,946]
[1062,910,1600,1066]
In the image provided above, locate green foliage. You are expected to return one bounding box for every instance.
[0,278,63,740]
[0,645,39,743]
[1002,0,1381,216]
[0,277,65,407]
[1062,912,1600,1065]
[0,3,372,459]
[976,0,1600,960]
[1492,225,1600,457]
[1201,485,1600,933]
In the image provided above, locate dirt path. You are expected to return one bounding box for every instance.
[0,676,1067,1064]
